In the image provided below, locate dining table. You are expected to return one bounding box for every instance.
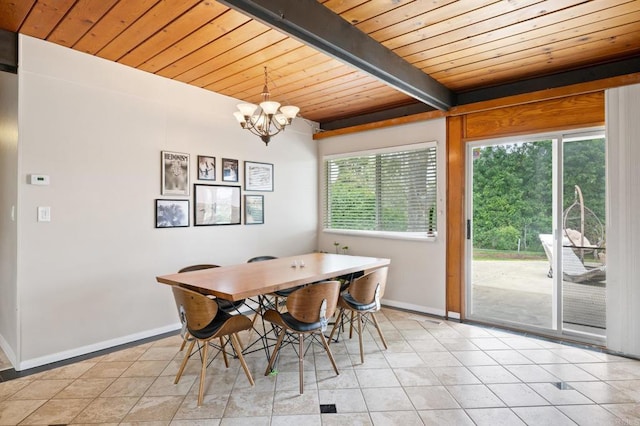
[156,252,391,301]
[156,252,391,359]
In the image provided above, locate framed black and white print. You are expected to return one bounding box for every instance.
[244,161,273,191]
[161,151,190,196]
[222,158,239,182]
[197,155,216,181]
[245,195,264,224]
[194,184,241,226]
[155,199,189,228]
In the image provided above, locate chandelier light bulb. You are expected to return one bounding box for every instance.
[237,103,258,117]
[280,105,300,120]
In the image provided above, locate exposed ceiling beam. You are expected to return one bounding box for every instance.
[320,102,435,131]
[457,57,640,105]
[217,0,455,111]
[0,29,18,74]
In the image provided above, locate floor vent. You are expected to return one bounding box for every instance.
[552,382,573,390]
[320,404,337,413]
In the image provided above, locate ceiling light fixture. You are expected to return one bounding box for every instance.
[233,67,299,146]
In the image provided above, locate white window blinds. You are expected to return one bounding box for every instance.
[324,144,437,234]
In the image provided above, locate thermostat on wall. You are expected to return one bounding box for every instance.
[29,174,50,185]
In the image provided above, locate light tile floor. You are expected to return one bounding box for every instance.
[1,308,640,425]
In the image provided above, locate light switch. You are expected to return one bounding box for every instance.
[37,206,51,222]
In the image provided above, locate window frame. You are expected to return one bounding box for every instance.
[322,141,438,241]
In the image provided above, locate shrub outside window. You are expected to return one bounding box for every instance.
[323,142,437,238]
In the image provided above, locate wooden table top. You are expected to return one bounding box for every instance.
[156,253,391,301]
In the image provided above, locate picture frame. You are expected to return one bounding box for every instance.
[161,151,190,196]
[244,161,274,191]
[222,158,239,182]
[197,155,216,181]
[155,199,189,228]
[194,184,241,226]
[244,194,264,225]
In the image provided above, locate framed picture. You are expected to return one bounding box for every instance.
[222,158,239,182]
[244,161,273,191]
[155,199,189,228]
[245,195,264,224]
[161,151,190,196]
[194,184,241,226]
[197,155,216,181]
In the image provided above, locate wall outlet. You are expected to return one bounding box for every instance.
[29,174,50,185]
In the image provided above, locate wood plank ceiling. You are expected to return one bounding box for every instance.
[1,0,639,130]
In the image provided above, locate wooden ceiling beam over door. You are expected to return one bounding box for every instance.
[217,0,455,111]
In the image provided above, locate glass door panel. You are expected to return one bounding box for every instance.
[467,140,556,331]
[561,135,606,337]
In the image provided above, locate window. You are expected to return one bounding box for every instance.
[323,143,437,238]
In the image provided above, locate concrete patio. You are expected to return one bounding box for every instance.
[471,260,606,334]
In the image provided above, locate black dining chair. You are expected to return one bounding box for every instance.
[178,264,247,313]
[328,267,389,363]
[171,285,254,405]
[176,264,247,350]
[263,280,341,393]
[247,255,305,309]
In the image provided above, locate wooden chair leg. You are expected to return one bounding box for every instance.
[197,341,209,406]
[220,337,229,368]
[357,312,364,364]
[319,332,339,376]
[370,313,388,349]
[231,333,254,386]
[175,339,195,384]
[298,332,304,394]
[234,332,245,352]
[265,328,286,375]
[179,332,190,351]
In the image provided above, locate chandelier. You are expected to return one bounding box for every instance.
[233,67,300,146]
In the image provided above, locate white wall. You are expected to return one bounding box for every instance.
[317,119,447,315]
[606,83,640,357]
[0,70,19,367]
[10,35,317,370]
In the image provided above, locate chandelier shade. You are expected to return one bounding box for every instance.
[233,67,299,145]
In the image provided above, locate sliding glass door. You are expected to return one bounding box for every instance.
[466,131,606,342]
[561,134,606,336]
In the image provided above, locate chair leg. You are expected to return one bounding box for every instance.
[235,333,245,352]
[197,341,209,406]
[298,332,304,394]
[319,332,339,376]
[220,337,229,368]
[327,308,344,345]
[231,333,255,386]
[265,328,286,376]
[179,332,190,351]
[357,312,365,364]
[175,339,195,384]
[370,312,388,349]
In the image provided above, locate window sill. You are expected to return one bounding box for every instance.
[322,228,438,242]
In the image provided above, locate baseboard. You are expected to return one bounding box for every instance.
[447,311,461,320]
[0,333,17,369]
[381,298,446,318]
[18,323,180,371]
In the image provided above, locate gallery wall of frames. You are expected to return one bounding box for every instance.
[155,150,271,228]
